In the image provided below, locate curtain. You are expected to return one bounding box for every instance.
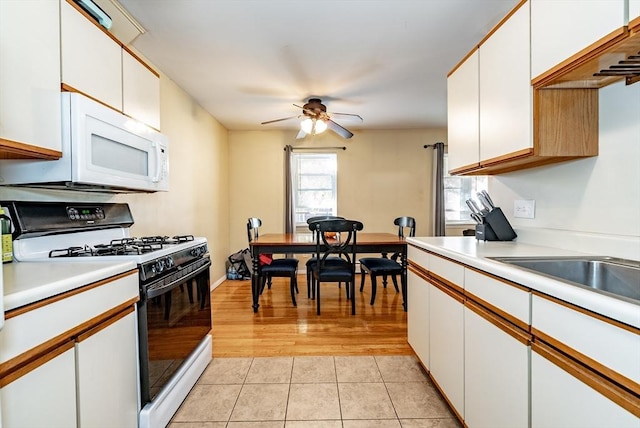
[284,145,295,235]
[433,142,445,236]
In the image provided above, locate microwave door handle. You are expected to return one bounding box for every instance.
[152,142,162,183]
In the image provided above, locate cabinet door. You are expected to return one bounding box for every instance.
[76,309,139,428]
[61,0,122,110]
[631,0,640,27]
[407,269,429,369]
[1,344,77,428]
[464,303,529,428]
[479,1,532,162]
[446,49,479,172]
[123,49,161,129]
[0,0,62,153]
[531,0,626,79]
[429,282,464,417]
[532,345,639,428]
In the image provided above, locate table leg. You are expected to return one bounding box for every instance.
[251,248,260,313]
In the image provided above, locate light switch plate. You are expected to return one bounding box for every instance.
[514,199,535,219]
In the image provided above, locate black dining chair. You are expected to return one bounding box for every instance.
[359,216,415,305]
[309,218,364,315]
[247,217,299,306]
[305,215,345,298]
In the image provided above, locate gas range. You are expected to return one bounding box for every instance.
[2,201,213,428]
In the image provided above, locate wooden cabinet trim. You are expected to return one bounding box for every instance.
[0,297,138,381]
[408,261,429,280]
[466,265,530,293]
[465,291,530,333]
[427,371,465,426]
[532,340,640,417]
[532,26,630,88]
[479,148,533,167]
[5,270,138,320]
[428,274,464,304]
[0,341,75,388]
[531,290,639,335]
[0,138,62,160]
[466,299,531,345]
[122,45,159,77]
[76,305,135,343]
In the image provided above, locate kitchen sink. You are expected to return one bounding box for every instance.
[490,256,640,304]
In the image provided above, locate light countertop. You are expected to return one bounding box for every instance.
[407,237,640,328]
[2,260,137,311]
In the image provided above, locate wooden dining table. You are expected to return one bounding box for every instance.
[248,232,408,313]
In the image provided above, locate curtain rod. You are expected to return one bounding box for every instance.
[424,142,445,149]
[285,146,346,151]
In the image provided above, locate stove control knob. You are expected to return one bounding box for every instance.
[155,260,165,273]
[165,257,175,269]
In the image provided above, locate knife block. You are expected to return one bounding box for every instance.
[475,207,517,241]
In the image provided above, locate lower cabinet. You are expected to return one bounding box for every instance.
[531,342,639,428]
[407,269,430,369]
[464,302,530,428]
[76,308,139,427]
[1,344,77,427]
[429,281,464,419]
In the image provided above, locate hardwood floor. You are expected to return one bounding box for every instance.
[210,274,412,357]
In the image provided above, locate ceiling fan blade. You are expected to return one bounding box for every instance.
[261,115,299,125]
[330,112,363,122]
[327,119,353,139]
[296,129,307,139]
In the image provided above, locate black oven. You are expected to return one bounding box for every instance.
[137,253,212,405]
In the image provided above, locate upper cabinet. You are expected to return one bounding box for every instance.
[478,2,532,164]
[446,50,479,172]
[122,49,161,130]
[61,0,123,111]
[631,0,640,29]
[447,0,599,176]
[0,0,62,159]
[531,0,626,80]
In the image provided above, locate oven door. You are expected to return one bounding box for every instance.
[66,92,169,192]
[138,256,211,405]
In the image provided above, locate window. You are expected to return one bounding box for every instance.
[444,154,487,224]
[291,152,337,227]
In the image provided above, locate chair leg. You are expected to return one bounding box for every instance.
[370,275,378,305]
[351,281,356,315]
[316,280,321,315]
[391,274,400,293]
[290,275,297,307]
[382,274,388,288]
[267,275,273,289]
[259,275,267,294]
[307,269,311,298]
[360,270,366,292]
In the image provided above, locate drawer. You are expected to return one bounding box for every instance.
[408,244,429,270]
[532,293,640,389]
[1,272,138,363]
[429,253,464,286]
[465,268,530,327]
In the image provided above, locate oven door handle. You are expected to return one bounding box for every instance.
[144,258,211,300]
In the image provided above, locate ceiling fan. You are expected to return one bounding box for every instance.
[261,98,363,139]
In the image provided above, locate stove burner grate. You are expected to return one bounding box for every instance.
[46,235,197,258]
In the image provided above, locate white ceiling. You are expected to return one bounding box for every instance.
[117,0,518,135]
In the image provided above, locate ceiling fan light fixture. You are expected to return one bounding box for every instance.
[315,119,327,134]
[301,118,314,134]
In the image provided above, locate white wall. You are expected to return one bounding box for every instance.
[489,81,640,260]
[227,128,446,253]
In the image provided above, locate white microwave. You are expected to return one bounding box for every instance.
[0,92,169,193]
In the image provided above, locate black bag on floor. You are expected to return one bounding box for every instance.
[227,248,253,279]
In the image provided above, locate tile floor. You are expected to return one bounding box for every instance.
[168,355,461,428]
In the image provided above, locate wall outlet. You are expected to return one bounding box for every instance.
[514,199,535,219]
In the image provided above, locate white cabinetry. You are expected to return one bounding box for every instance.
[407,269,429,369]
[464,303,529,428]
[531,343,639,428]
[531,0,626,79]
[76,309,139,427]
[0,345,77,427]
[61,0,123,110]
[479,1,531,163]
[0,271,139,428]
[446,50,479,172]
[0,0,62,157]
[123,49,161,130]
[631,0,640,26]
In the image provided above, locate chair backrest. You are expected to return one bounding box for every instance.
[247,217,262,243]
[309,219,364,268]
[306,215,345,225]
[394,216,416,238]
